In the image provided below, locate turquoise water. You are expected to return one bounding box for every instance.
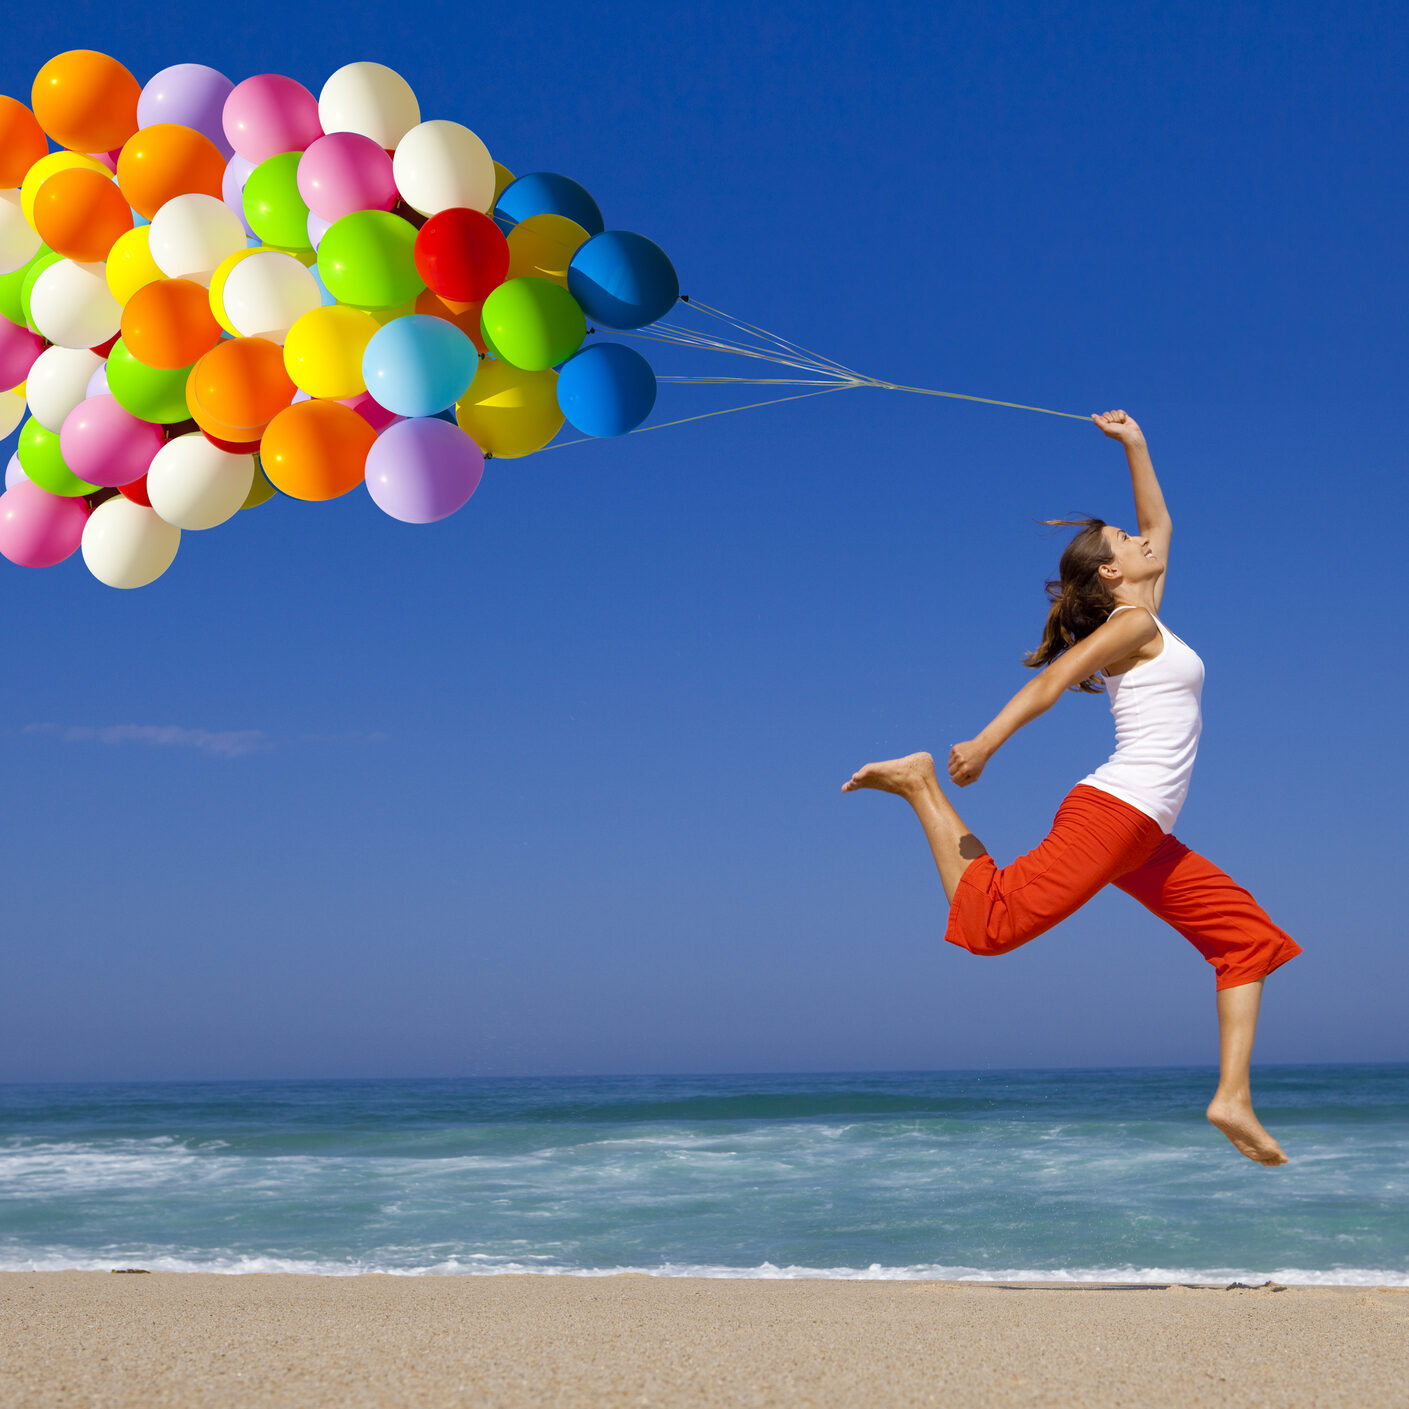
[1,1066,1405,1282]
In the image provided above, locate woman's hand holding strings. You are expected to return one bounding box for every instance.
[1091,408,1146,446]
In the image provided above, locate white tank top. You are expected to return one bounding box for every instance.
[1078,606,1205,832]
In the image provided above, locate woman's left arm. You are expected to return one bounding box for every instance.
[1093,411,1172,605]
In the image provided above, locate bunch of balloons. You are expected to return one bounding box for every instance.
[0,51,678,587]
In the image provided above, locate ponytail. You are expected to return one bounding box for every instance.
[1022,517,1116,693]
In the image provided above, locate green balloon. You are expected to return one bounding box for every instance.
[18,418,98,497]
[480,278,586,371]
[0,245,60,328]
[243,153,313,252]
[317,211,424,310]
[107,338,195,424]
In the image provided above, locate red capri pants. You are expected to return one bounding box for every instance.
[945,784,1302,989]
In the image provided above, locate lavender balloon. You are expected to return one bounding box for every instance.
[365,417,484,524]
[5,451,30,490]
[86,362,110,399]
[222,155,258,239]
[138,65,236,159]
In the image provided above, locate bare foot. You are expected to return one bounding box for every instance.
[1207,1095,1288,1166]
[842,751,937,799]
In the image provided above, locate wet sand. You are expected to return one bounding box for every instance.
[2,1271,1406,1408]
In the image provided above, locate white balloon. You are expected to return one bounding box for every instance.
[392,121,496,217]
[319,61,420,150]
[0,387,25,439]
[5,450,29,489]
[81,496,181,588]
[25,346,104,432]
[221,250,321,342]
[28,260,121,350]
[147,193,247,285]
[146,433,254,530]
[0,188,42,276]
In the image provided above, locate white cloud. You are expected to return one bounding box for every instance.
[24,723,273,759]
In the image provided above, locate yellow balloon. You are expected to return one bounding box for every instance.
[21,150,111,228]
[492,161,515,210]
[208,246,261,336]
[242,462,276,509]
[283,304,380,399]
[455,358,563,459]
[505,214,589,288]
[105,225,164,305]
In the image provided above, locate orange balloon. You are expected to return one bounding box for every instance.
[415,288,487,354]
[184,371,266,447]
[32,166,133,262]
[116,124,224,220]
[0,96,49,187]
[260,400,375,501]
[189,337,296,433]
[120,278,224,370]
[30,50,140,154]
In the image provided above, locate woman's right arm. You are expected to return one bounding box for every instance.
[947,610,1159,785]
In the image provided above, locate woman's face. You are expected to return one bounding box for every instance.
[1101,525,1160,584]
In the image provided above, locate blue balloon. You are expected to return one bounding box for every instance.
[361,315,479,418]
[556,342,657,437]
[494,173,604,236]
[567,231,679,331]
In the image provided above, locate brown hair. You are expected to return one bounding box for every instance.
[1022,517,1116,693]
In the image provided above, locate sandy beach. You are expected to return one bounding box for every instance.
[2,1273,1405,1408]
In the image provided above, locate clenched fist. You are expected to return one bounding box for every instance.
[948,739,990,787]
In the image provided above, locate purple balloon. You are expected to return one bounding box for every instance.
[222,154,259,239]
[59,396,165,489]
[138,64,236,159]
[86,362,110,399]
[5,451,30,490]
[0,314,46,390]
[365,417,484,524]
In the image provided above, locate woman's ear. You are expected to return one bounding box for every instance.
[1098,562,1121,583]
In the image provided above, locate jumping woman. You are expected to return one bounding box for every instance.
[843,410,1301,1165]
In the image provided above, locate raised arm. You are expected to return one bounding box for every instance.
[947,609,1159,785]
[1093,410,1171,610]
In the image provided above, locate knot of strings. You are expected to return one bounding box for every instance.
[540,298,1089,451]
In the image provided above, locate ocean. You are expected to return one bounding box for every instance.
[1,1066,1405,1284]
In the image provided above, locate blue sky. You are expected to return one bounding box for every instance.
[2,0,1404,1080]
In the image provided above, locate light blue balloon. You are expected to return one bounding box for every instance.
[361,315,479,418]
[556,342,657,437]
[495,173,604,236]
[567,232,679,331]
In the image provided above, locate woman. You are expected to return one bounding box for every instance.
[843,410,1301,1166]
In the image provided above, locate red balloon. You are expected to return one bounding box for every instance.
[118,474,151,506]
[414,208,509,303]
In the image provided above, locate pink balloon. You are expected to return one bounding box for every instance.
[0,481,90,568]
[0,314,46,389]
[59,396,166,489]
[296,133,398,221]
[222,75,323,164]
[292,388,401,432]
[345,390,401,432]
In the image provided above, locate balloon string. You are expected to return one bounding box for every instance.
[538,385,855,452]
[545,300,1088,454]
